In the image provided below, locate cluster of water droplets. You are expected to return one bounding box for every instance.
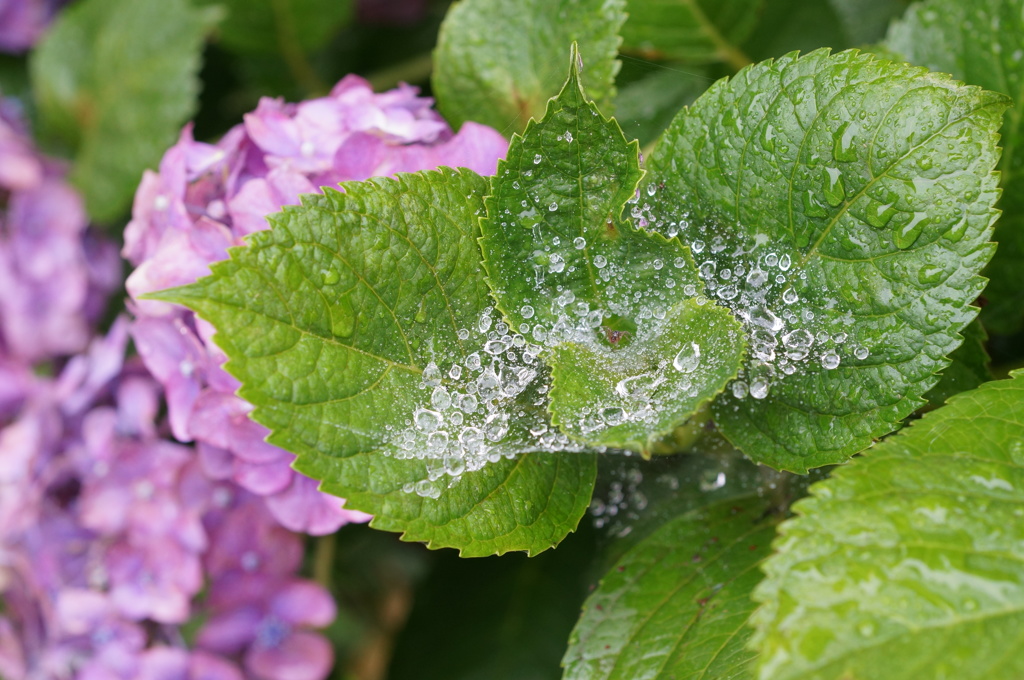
[636,193,871,401]
[386,307,593,498]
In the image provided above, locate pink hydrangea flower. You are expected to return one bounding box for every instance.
[124,75,507,534]
[0,0,68,53]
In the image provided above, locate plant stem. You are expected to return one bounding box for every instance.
[366,52,434,92]
[313,532,337,592]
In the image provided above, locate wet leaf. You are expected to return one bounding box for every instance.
[30,0,218,222]
[885,0,1024,334]
[480,47,745,452]
[645,48,1007,471]
[751,371,1024,680]
[150,169,596,557]
[432,0,626,135]
[564,495,780,680]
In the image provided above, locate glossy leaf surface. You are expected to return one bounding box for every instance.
[752,371,1024,680]
[564,495,780,680]
[645,49,1007,471]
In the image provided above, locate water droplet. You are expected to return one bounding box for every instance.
[821,352,841,370]
[854,346,869,360]
[779,254,792,271]
[421,363,440,386]
[331,296,356,338]
[1009,440,1024,465]
[465,353,482,371]
[917,264,944,285]
[803,189,829,218]
[573,237,586,249]
[749,305,784,332]
[601,407,626,425]
[533,154,542,164]
[521,305,535,319]
[414,409,443,432]
[823,167,846,207]
[427,431,449,453]
[414,479,441,499]
[565,131,573,142]
[691,239,705,253]
[431,386,451,411]
[765,253,779,267]
[858,622,876,637]
[750,379,769,400]
[672,342,701,373]
[746,267,768,288]
[449,364,463,380]
[833,121,858,162]
[321,269,340,285]
[699,470,727,491]
[782,288,799,304]
[459,393,478,413]
[549,202,558,212]
[865,200,897,228]
[731,380,749,399]
[894,211,930,249]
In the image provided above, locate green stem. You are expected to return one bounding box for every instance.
[271,0,327,97]
[366,52,434,92]
[312,532,337,592]
[681,0,753,72]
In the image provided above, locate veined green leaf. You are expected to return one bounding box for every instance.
[751,371,1024,680]
[645,48,1007,471]
[564,495,781,680]
[885,0,1024,334]
[30,0,219,222]
[150,169,596,556]
[481,46,745,452]
[432,0,626,135]
[621,0,761,69]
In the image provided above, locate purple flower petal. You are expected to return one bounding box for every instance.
[245,630,333,680]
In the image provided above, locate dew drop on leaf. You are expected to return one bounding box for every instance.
[331,296,356,338]
[821,352,841,370]
[414,408,443,432]
[672,342,701,373]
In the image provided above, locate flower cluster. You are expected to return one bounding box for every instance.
[0,321,337,679]
[0,100,120,422]
[123,74,507,534]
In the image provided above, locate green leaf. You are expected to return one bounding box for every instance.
[480,47,745,452]
[885,0,1024,334]
[563,495,781,680]
[751,371,1024,680]
[621,0,761,69]
[196,0,352,54]
[924,319,990,408]
[432,0,626,135]
[151,168,596,556]
[30,0,218,222]
[549,299,745,451]
[645,48,1007,471]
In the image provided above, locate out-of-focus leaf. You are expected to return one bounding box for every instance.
[432,0,626,134]
[196,0,352,55]
[30,0,218,222]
